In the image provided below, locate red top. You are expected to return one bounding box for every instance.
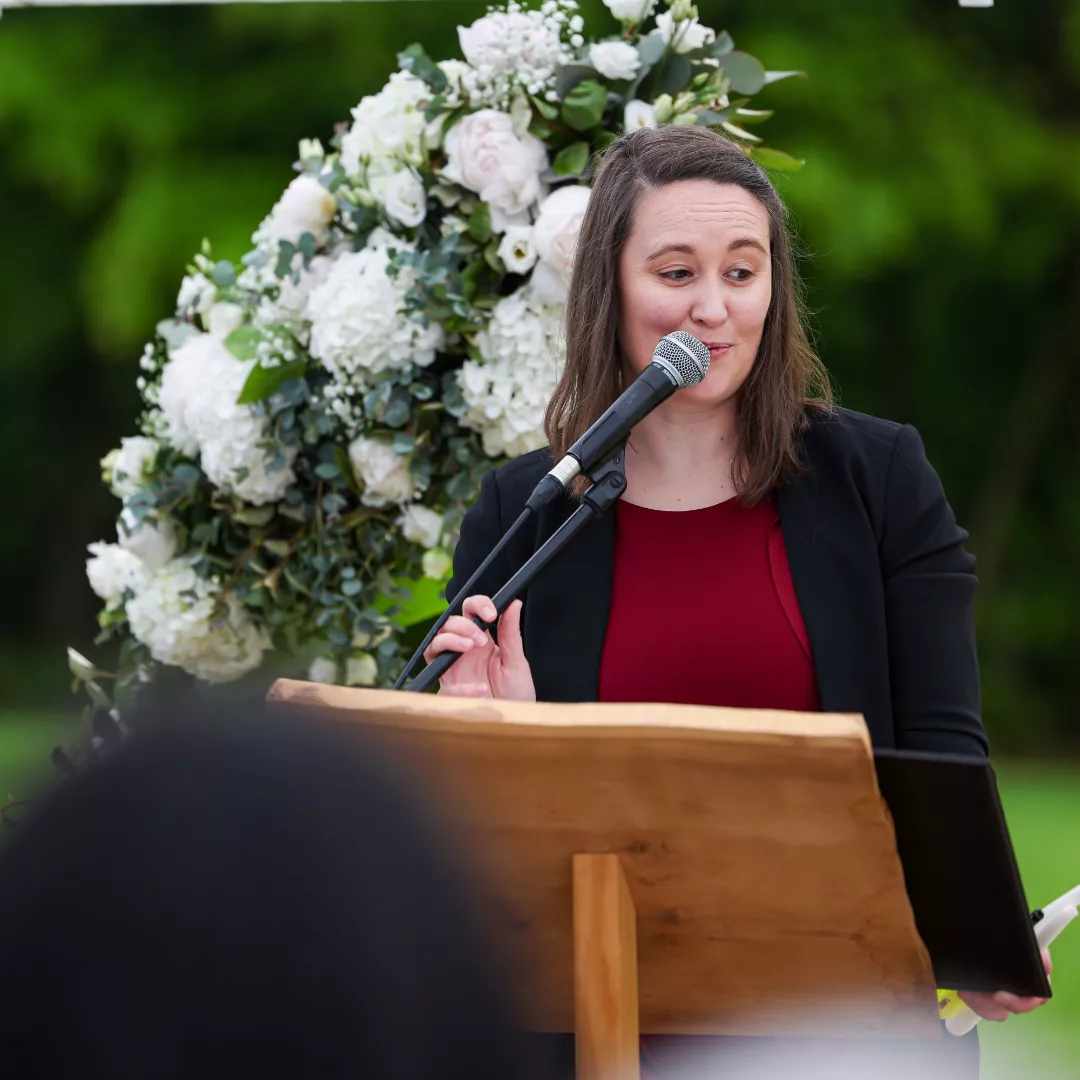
[597,495,820,711]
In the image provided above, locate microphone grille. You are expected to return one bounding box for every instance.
[652,331,711,387]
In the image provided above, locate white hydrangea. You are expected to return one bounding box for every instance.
[340,71,430,174]
[655,11,716,54]
[86,541,150,606]
[255,254,335,329]
[458,286,565,457]
[176,272,215,318]
[117,509,179,571]
[397,504,443,549]
[127,557,269,683]
[101,436,159,499]
[602,0,657,23]
[255,175,337,248]
[206,302,245,339]
[457,8,570,104]
[306,236,443,403]
[158,332,298,505]
[589,40,640,81]
[442,110,548,225]
[347,435,415,507]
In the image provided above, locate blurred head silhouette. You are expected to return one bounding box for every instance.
[0,697,536,1079]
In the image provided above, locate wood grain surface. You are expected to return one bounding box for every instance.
[268,680,940,1039]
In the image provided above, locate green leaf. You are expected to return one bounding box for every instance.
[236,359,307,405]
[377,575,449,628]
[234,504,276,526]
[749,146,805,172]
[733,107,774,126]
[561,79,608,132]
[274,239,297,279]
[637,32,666,68]
[592,130,619,152]
[652,55,693,96]
[314,462,341,480]
[225,326,262,362]
[552,141,590,177]
[467,202,492,244]
[695,108,733,127]
[716,51,766,96]
[529,93,559,121]
[555,64,595,100]
[710,31,735,57]
[397,44,447,93]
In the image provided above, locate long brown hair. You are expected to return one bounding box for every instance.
[544,126,832,503]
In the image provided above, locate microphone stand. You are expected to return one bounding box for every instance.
[405,446,628,693]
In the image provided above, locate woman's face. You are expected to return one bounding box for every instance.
[617,179,773,408]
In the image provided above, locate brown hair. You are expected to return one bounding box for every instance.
[544,126,832,503]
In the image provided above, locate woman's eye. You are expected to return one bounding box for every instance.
[728,268,754,283]
[659,268,691,281]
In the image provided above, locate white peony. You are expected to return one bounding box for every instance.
[347,436,414,507]
[458,286,566,457]
[259,175,337,247]
[655,11,716,54]
[589,41,640,81]
[127,557,269,683]
[442,110,548,222]
[308,656,339,684]
[117,509,178,571]
[158,333,298,505]
[340,71,430,173]
[531,185,591,303]
[306,238,443,397]
[86,541,149,606]
[397,504,443,549]
[497,226,539,275]
[602,0,657,23]
[206,302,245,339]
[102,436,159,499]
[624,99,657,130]
[369,164,427,228]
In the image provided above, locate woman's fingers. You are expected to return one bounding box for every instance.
[1042,947,1053,977]
[958,988,1049,1022]
[461,594,498,625]
[496,600,525,666]
[423,631,478,663]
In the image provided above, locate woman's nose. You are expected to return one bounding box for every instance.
[689,285,728,326]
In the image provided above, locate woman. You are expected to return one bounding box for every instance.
[424,127,1048,1051]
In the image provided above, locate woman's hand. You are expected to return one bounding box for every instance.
[958,948,1053,1022]
[423,595,536,701]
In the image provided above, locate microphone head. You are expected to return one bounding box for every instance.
[651,331,711,387]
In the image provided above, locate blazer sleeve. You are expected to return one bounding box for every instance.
[880,425,989,757]
[446,469,514,608]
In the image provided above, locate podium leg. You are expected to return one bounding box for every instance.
[572,854,640,1080]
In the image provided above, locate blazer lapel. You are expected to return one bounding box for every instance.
[526,498,616,702]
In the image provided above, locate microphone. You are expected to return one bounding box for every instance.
[526,330,711,511]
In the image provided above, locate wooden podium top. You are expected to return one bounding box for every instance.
[268,680,940,1039]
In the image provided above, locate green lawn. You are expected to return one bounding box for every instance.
[0,714,1076,1073]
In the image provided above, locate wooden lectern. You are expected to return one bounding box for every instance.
[268,680,940,1077]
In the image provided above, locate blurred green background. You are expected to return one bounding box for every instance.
[0,0,1077,1072]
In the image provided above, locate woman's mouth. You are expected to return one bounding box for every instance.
[704,342,734,354]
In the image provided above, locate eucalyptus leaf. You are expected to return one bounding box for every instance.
[764,69,806,86]
[749,146,805,172]
[314,462,341,480]
[652,55,693,96]
[716,51,766,96]
[234,505,276,526]
[552,141,590,177]
[733,107,774,126]
[210,260,236,287]
[710,31,735,57]
[561,79,607,131]
[529,93,559,121]
[720,120,763,144]
[397,44,448,93]
[225,326,262,363]
[695,108,733,127]
[637,31,666,68]
[555,64,595,100]
[236,359,307,405]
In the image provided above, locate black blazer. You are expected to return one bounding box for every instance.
[447,407,988,757]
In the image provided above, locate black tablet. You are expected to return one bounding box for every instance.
[873,748,1051,997]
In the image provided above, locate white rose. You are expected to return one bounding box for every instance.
[262,175,336,246]
[347,436,414,507]
[422,549,453,580]
[624,99,657,130]
[655,11,716,54]
[102,436,158,499]
[346,652,378,687]
[397,504,443,549]
[340,71,430,173]
[117,510,178,572]
[206,302,245,339]
[86,541,149,606]
[602,0,657,23]
[442,110,548,220]
[531,185,591,301]
[497,226,539,274]
[588,41,641,81]
[370,166,427,228]
[308,656,339,684]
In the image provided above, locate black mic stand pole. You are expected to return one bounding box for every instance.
[405,446,627,693]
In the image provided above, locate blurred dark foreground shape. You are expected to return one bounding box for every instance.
[0,698,541,1079]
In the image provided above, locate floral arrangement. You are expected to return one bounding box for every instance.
[77,0,800,707]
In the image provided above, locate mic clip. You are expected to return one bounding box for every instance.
[581,443,627,515]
